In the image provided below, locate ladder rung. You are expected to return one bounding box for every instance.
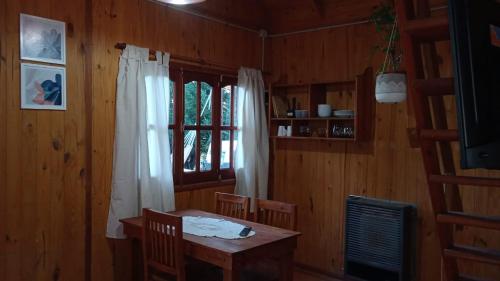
[437,212,500,230]
[402,16,450,41]
[444,245,500,266]
[429,174,500,187]
[413,78,454,96]
[420,129,458,141]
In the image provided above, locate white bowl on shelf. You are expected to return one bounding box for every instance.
[317,104,332,117]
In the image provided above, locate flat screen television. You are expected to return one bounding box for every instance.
[449,0,500,169]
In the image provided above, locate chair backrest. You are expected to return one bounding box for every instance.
[214,192,250,220]
[254,198,298,231]
[142,208,185,281]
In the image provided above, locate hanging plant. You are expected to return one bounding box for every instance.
[370,1,402,73]
[370,1,407,103]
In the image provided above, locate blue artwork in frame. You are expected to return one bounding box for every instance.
[20,13,66,65]
[21,63,66,110]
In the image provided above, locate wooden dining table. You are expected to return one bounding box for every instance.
[120,209,301,281]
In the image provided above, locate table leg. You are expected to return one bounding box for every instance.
[132,238,144,281]
[223,268,240,281]
[279,252,294,281]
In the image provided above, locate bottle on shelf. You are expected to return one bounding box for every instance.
[286,97,296,118]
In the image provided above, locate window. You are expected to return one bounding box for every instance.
[169,69,238,186]
[220,78,238,179]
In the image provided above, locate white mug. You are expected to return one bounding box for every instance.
[286,126,292,137]
[318,104,332,117]
[278,126,286,136]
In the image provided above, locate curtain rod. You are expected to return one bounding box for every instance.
[115,43,270,76]
[115,43,239,74]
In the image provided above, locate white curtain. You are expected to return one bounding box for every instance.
[234,67,269,206]
[106,45,175,239]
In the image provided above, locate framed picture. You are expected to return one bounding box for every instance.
[21,63,66,110]
[20,13,66,65]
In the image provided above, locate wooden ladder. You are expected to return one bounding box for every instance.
[394,0,500,280]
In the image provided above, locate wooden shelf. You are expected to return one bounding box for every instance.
[271,117,354,121]
[273,80,356,88]
[268,67,374,143]
[270,136,356,142]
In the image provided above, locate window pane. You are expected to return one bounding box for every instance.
[184,81,197,125]
[233,130,238,160]
[233,85,238,126]
[221,85,231,126]
[184,130,196,172]
[200,82,212,125]
[200,130,212,171]
[169,80,175,125]
[168,129,174,168]
[220,130,230,169]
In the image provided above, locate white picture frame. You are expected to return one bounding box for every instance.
[20,13,66,65]
[21,63,66,110]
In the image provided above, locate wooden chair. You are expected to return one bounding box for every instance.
[214,192,250,220]
[254,198,298,231]
[241,199,298,281]
[142,208,185,281]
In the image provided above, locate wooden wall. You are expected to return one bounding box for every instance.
[0,1,5,278]
[1,0,261,280]
[3,0,499,280]
[0,0,89,280]
[267,12,500,281]
[89,0,261,280]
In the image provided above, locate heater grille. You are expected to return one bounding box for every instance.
[344,196,416,281]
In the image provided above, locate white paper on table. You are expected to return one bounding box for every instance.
[182,216,256,239]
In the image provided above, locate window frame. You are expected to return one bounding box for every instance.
[169,67,238,187]
[219,77,238,180]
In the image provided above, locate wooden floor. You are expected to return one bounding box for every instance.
[294,268,342,281]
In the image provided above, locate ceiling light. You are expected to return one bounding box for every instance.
[156,0,206,5]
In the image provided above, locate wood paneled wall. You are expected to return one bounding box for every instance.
[90,0,261,280]
[267,18,500,281]
[1,0,89,280]
[1,0,260,280]
[3,0,499,280]
[0,1,5,278]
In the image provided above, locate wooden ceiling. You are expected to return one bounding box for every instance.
[173,0,448,35]
[172,0,266,31]
[173,0,379,34]
[261,0,381,34]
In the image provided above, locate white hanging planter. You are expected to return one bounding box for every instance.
[375,72,407,103]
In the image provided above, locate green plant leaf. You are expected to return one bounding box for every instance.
[369,0,402,72]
